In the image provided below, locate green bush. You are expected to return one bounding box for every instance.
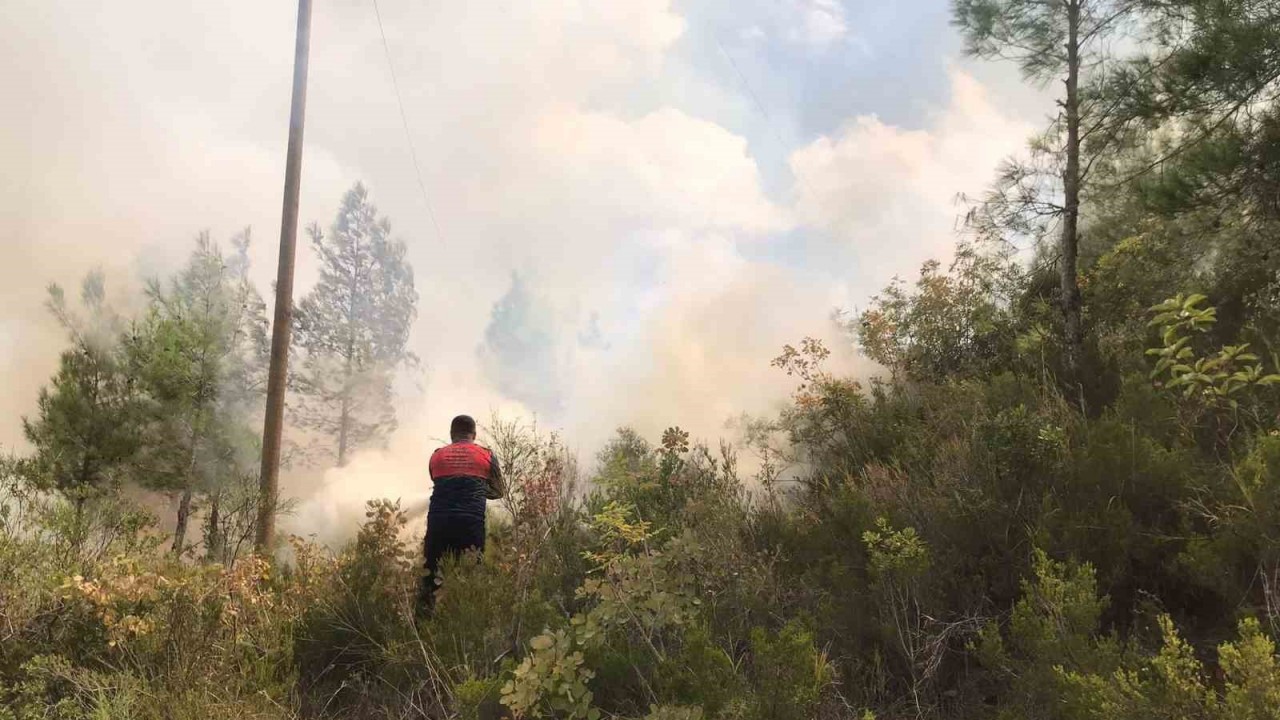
[747,620,833,720]
[7,284,1280,720]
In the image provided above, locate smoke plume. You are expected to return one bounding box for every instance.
[2,0,1039,545]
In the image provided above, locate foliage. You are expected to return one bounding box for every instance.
[292,182,419,467]
[501,502,698,719]
[486,414,576,528]
[1139,292,1280,471]
[126,232,268,557]
[953,0,1161,384]
[20,342,142,505]
[8,6,1280,717]
[1147,293,1280,418]
[1,517,300,718]
[746,621,833,720]
[23,275,141,495]
[10,308,1280,718]
[855,243,1025,382]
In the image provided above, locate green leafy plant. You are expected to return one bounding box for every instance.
[502,627,599,720]
[1147,293,1280,409]
[501,502,703,719]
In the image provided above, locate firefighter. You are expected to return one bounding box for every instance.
[416,414,505,615]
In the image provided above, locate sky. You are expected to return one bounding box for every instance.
[0,0,1050,540]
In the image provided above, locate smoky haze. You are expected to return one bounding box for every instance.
[1,0,1045,544]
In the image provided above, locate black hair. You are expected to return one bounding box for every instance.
[450,414,477,440]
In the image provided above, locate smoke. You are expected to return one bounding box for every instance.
[2,0,1041,546]
[479,272,566,417]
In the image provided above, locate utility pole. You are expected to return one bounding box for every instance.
[255,0,313,554]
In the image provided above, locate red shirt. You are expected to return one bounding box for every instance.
[429,440,495,481]
[427,440,503,520]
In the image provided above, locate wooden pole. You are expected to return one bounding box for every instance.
[255,0,312,553]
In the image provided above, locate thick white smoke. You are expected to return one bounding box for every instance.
[2,0,1038,546]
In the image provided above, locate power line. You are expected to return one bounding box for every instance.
[371,0,444,243]
[711,31,824,212]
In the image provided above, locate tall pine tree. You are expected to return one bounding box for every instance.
[128,232,268,556]
[293,183,418,467]
[954,0,1153,395]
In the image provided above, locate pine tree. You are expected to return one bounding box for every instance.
[293,182,418,467]
[1132,0,1280,217]
[22,273,143,546]
[128,232,268,556]
[954,0,1151,394]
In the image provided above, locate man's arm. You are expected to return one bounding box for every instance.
[485,452,506,500]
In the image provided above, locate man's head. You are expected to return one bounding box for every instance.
[450,414,477,442]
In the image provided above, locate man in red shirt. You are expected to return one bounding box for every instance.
[416,415,505,615]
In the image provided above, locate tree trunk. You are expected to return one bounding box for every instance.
[337,385,351,467]
[205,490,223,563]
[172,423,201,557]
[71,458,93,560]
[1061,0,1085,398]
[71,493,88,565]
[337,261,358,467]
[172,486,194,556]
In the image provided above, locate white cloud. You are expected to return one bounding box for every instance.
[529,106,791,237]
[796,0,850,47]
[740,0,851,49]
[790,68,1034,285]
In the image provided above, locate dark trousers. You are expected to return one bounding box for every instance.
[417,513,486,613]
